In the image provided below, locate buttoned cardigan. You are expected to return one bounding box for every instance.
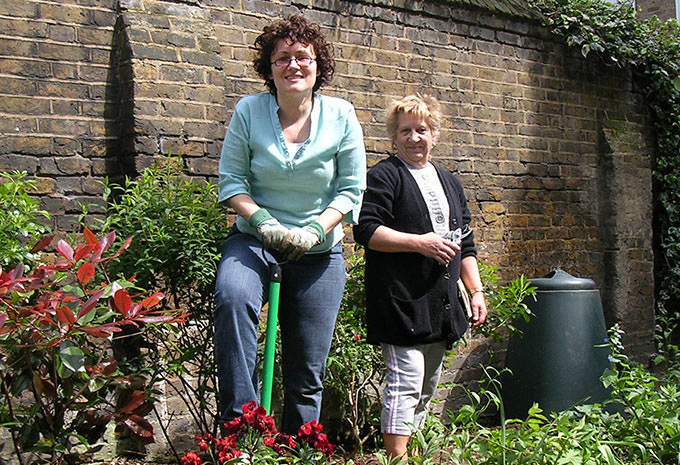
[353,156,476,347]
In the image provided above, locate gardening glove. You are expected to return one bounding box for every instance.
[249,208,289,250]
[280,221,325,261]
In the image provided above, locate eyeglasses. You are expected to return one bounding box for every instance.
[271,56,316,68]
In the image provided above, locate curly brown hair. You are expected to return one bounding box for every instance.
[253,15,335,95]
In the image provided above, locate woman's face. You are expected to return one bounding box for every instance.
[392,112,438,169]
[270,39,319,97]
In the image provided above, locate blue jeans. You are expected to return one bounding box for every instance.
[213,230,345,433]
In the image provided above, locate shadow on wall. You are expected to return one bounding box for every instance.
[104,14,136,186]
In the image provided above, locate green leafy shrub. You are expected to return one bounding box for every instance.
[84,157,231,455]
[98,158,228,307]
[388,323,680,465]
[0,171,50,270]
[323,253,384,455]
[476,263,536,342]
[0,229,186,465]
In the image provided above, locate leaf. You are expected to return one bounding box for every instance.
[83,226,99,246]
[74,243,97,262]
[120,390,147,414]
[59,343,85,375]
[55,306,76,326]
[113,289,132,316]
[78,289,105,319]
[77,263,96,285]
[0,313,6,330]
[123,414,155,444]
[30,235,54,253]
[136,315,175,324]
[127,303,143,318]
[100,231,116,253]
[101,359,118,376]
[9,264,24,280]
[141,292,164,310]
[81,325,121,338]
[112,236,133,258]
[56,239,74,262]
[32,372,44,397]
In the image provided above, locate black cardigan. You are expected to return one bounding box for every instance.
[353,156,476,347]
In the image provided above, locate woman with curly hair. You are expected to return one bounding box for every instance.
[213,14,366,433]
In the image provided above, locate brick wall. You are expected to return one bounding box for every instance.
[110,0,655,357]
[636,0,677,21]
[0,0,120,231]
[0,0,656,459]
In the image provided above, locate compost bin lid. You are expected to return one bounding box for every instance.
[529,269,596,291]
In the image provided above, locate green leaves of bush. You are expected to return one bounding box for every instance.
[83,157,232,450]
[97,158,230,311]
[0,171,50,270]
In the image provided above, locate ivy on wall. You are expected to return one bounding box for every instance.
[531,0,680,312]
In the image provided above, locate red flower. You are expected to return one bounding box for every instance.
[180,451,202,465]
[297,420,334,456]
[263,434,276,447]
[299,422,312,436]
[277,432,297,450]
[242,400,257,413]
[218,449,241,463]
[353,333,361,341]
[184,409,332,462]
[223,417,244,436]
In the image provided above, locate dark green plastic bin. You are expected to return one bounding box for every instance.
[502,270,611,419]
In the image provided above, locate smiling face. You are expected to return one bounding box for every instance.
[270,39,319,97]
[392,112,438,169]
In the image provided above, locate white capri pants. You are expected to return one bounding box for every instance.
[380,341,447,436]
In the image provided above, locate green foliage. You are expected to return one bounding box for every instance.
[0,171,50,270]
[323,253,384,455]
[84,156,231,455]
[532,0,680,314]
[97,157,229,308]
[475,263,537,342]
[0,229,186,465]
[392,324,680,465]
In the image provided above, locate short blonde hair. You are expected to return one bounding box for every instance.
[385,94,441,139]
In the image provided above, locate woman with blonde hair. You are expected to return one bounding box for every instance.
[354,94,486,458]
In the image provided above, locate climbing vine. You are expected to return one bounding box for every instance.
[532,0,680,313]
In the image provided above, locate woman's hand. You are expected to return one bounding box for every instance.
[280,226,321,260]
[257,219,289,250]
[416,232,461,265]
[367,227,460,265]
[470,292,488,328]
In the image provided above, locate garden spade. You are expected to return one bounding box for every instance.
[261,251,282,414]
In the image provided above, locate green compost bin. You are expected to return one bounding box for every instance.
[502,270,612,419]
